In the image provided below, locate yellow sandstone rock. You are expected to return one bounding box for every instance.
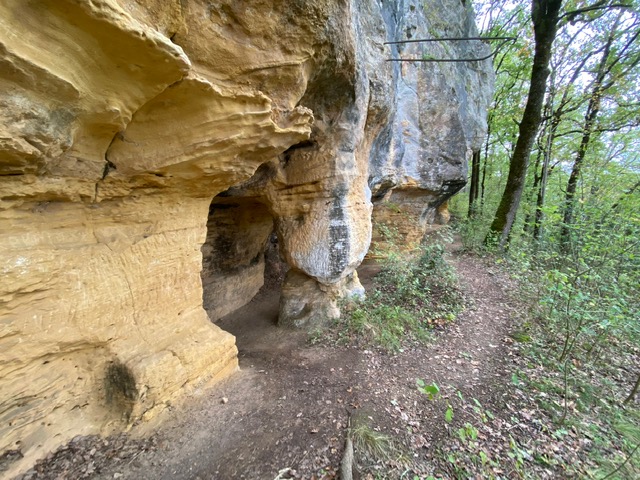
[0,0,313,475]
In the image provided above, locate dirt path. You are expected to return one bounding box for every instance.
[18,249,524,480]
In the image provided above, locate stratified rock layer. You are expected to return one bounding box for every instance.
[0,0,492,475]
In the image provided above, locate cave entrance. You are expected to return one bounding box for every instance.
[201,194,290,354]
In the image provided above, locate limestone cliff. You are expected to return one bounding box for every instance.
[370,0,494,248]
[0,0,492,476]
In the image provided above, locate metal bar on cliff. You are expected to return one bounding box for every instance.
[385,36,516,63]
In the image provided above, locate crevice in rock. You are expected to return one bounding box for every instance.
[281,140,318,166]
[94,133,120,202]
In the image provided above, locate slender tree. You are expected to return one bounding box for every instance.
[532,42,598,240]
[522,41,581,237]
[486,0,564,247]
[468,151,481,217]
[625,370,640,404]
[523,134,545,234]
[560,12,640,249]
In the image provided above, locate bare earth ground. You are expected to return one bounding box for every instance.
[15,247,564,480]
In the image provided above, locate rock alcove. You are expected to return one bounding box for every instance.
[201,192,277,322]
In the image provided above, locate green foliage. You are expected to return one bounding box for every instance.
[453,3,640,475]
[485,220,640,476]
[445,404,454,423]
[449,204,496,253]
[423,387,523,478]
[466,0,640,250]
[416,379,441,400]
[334,229,465,351]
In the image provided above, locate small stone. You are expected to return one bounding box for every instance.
[221,397,228,404]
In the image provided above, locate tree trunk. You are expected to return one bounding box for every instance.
[480,123,490,212]
[533,161,554,240]
[486,0,563,248]
[624,371,640,404]
[560,12,622,251]
[524,145,544,234]
[559,90,604,251]
[533,52,589,242]
[533,109,557,242]
[468,150,481,217]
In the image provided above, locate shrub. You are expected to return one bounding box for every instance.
[333,229,465,351]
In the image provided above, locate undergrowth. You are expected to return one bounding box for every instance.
[452,214,640,479]
[320,226,465,352]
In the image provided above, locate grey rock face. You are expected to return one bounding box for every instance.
[369,0,494,228]
[273,0,493,325]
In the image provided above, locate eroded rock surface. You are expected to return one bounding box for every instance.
[370,0,494,248]
[0,0,492,475]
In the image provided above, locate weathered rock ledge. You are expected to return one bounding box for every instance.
[0,0,492,476]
